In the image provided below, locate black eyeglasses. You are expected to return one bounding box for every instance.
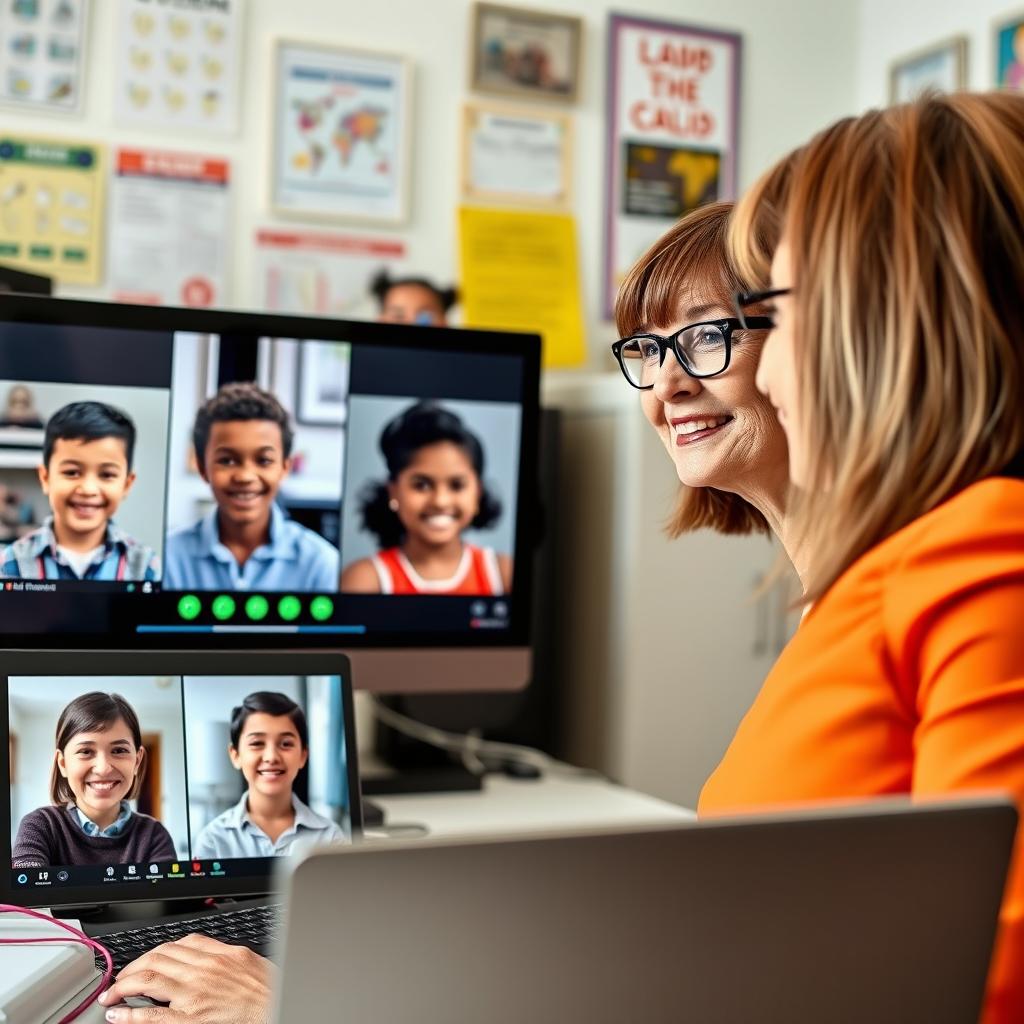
[611,316,773,390]
[733,288,792,329]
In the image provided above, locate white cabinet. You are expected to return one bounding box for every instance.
[542,371,795,809]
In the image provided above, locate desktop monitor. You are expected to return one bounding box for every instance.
[1,651,360,909]
[0,295,540,692]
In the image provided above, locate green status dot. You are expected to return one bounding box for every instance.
[278,595,302,622]
[310,595,334,622]
[245,595,269,621]
[177,595,202,621]
[212,595,236,621]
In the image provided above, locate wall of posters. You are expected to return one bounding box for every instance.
[253,227,407,318]
[459,206,584,368]
[113,0,242,135]
[603,14,741,318]
[462,100,572,207]
[0,133,104,284]
[270,40,412,224]
[0,0,89,113]
[108,147,230,307]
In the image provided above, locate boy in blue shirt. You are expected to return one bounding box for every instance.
[164,382,339,591]
[0,401,160,581]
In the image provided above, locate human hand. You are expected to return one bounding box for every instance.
[97,933,274,1023]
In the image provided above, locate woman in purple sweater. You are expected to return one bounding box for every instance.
[13,691,175,868]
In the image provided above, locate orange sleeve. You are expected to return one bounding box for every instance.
[886,531,1024,1024]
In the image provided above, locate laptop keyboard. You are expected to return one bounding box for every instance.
[95,902,283,973]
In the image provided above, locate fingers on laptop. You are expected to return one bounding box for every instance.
[98,935,273,1023]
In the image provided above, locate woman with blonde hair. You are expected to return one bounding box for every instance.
[707,92,1024,1023]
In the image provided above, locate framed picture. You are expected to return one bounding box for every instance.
[461,100,572,207]
[270,39,412,225]
[603,14,741,319]
[295,341,351,426]
[470,2,582,103]
[995,11,1024,89]
[0,0,90,114]
[889,36,967,103]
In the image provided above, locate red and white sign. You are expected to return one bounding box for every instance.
[109,146,231,308]
[603,15,741,318]
[254,227,407,317]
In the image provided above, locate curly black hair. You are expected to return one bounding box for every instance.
[370,268,458,314]
[192,382,294,473]
[360,401,502,549]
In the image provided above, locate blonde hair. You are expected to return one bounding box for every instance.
[615,201,774,537]
[736,92,1024,603]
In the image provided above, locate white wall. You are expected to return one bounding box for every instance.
[857,0,1012,109]
[10,0,859,367]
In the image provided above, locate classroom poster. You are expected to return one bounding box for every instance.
[0,133,104,284]
[0,0,89,112]
[458,206,585,369]
[253,227,407,318]
[113,0,242,135]
[604,14,740,318]
[271,40,411,224]
[462,101,572,208]
[109,147,230,307]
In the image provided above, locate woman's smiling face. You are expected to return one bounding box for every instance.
[56,717,143,827]
[639,292,789,496]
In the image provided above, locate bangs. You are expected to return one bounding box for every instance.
[614,202,738,336]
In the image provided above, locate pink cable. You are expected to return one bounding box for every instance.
[0,903,113,1023]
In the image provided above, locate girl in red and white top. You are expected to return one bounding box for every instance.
[339,401,512,596]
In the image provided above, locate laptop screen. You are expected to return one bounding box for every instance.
[2,652,360,908]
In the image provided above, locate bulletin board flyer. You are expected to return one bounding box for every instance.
[0,134,105,285]
[109,146,230,307]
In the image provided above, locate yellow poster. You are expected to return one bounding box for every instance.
[459,206,585,368]
[0,134,105,285]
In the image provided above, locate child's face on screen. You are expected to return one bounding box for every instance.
[200,420,290,530]
[38,436,136,547]
[229,712,308,796]
[56,717,143,825]
[388,442,482,548]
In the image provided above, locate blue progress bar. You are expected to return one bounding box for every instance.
[137,624,367,634]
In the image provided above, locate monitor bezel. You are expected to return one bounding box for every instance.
[0,294,541,651]
[1,649,361,909]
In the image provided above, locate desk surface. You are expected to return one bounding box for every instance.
[372,772,695,839]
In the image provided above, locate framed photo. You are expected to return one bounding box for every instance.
[995,11,1024,89]
[603,14,741,319]
[295,341,351,426]
[889,36,967,103]
[470,2,582,103]
[270,39,412,225]
[461,100,572,207]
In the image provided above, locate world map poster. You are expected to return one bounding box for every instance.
[272,40,411,224]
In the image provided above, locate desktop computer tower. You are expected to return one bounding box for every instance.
[369,407,564,785]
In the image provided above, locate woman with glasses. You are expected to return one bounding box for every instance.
[702,92,1024,1024]
[613,175,800,571]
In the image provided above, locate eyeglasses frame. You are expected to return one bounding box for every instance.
[733,288,792,329]
[611,315,774,391]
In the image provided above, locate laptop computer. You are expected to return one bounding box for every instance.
[274,796,1016,1024]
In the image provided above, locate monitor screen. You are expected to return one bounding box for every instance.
[2,652,360,909]
[0,297,540,672]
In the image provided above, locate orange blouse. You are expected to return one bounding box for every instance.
[699,477,1024,1024]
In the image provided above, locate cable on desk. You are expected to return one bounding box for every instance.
[0,903,113,1022]
[369,696,606,781]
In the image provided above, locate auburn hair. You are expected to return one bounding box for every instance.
[614,196,789,538]
[734,91,1024,603]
